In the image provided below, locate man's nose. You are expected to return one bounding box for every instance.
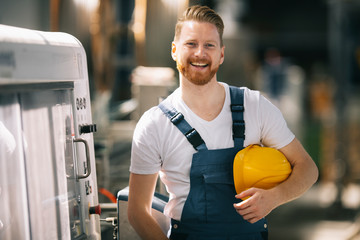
[194,45,205,57]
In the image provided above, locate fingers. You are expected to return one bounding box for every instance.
[237,210,259,223]
[233,202,262,223]
[235,188,256,200]
[233,188,265,223]
[233,198,254,216]
[242,214,261,224]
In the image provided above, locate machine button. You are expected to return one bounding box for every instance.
[89,205,101,215]
[79,124,97,134]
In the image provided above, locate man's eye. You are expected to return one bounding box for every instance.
[205,43,215,48]
[186,42,196,47]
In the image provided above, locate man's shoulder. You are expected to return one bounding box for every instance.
[136,106,166,131]
[140,88,180,120]
[227,85,261,102]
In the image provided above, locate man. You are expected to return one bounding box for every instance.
[128,5,318,240]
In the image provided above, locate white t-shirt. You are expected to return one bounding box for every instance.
[130,82,295,220]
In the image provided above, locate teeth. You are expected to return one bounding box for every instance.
[191,62,207,67]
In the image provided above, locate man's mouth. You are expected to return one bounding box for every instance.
[190,62,209,67]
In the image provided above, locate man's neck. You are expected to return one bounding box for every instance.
[180,77,225,121]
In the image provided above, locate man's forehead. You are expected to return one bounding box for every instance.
[178,21,220,41]
[181,20,217,31]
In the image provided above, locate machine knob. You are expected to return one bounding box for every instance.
[89,205,101,215]
[79,124,97,134]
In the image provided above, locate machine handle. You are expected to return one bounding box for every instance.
[74,138,91,179]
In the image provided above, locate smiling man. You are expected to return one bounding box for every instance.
[127,5,318,240]
[173,20,223,86]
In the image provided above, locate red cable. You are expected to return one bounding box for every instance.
[99,188,117,203]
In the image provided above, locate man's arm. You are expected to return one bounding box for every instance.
[128,172,169,240]
[233,138,319,223]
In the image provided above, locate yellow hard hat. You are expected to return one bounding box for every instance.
[233,145,292,195]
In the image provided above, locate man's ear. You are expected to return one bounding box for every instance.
[171,42,177,61]
[220,45,225,65]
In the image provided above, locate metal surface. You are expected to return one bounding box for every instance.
[0,24,100,240]
[0,94,30,240]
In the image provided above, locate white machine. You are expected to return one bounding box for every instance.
[0,25,100,239]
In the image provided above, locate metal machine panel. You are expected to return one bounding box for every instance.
[0,94,31,240]
[20,89,74,239]
[0,25,100,240]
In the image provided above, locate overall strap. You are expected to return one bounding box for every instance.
[158,101,207,151]
[229,86,245,148]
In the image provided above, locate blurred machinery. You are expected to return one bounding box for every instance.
[327,0,360,208]
[0,25,101,240]
[0,23,171,240]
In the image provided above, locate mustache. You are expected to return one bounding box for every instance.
[188,57,211,64]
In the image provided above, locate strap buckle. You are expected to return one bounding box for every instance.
[231,104,244,112]
[233,120,245,139]
[170,112,184,125]
[185,128,204,150]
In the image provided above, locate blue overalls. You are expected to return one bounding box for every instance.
[158,86,268,240]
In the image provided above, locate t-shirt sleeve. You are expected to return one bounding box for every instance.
[130,107,163,174]
[259,95,295,149]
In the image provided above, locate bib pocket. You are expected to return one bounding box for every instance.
[203,171,240,222]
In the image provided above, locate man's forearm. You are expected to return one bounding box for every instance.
[270,158,318,209]
[128,210,168,240]
[128,173,169,240]
[274,138,319,206]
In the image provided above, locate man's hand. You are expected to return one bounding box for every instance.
[233,138,319,224]
[233,188,277,223]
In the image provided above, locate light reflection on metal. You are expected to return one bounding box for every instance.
[133,0,147,44]
[73,0,100,13]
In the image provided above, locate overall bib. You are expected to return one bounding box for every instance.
[159,87,268,240]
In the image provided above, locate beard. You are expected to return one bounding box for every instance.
[177,58,219,86]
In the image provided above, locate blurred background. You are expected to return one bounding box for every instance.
[1,0,360,239]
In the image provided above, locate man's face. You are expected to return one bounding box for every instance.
[172,21,225,85]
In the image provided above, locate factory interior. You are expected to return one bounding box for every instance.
[1,0,360,239]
